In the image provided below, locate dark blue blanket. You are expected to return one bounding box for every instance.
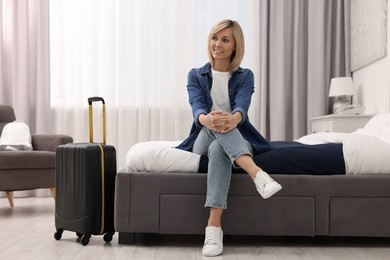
[198,141,345,175]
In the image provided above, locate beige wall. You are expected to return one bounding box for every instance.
[352,2,390,114]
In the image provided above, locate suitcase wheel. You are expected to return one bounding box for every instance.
[103,232,114,243]
[81,233,91,246]
[54,229,63,240]
[54,229,113,245]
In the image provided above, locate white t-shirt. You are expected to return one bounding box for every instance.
[210,69,231,112]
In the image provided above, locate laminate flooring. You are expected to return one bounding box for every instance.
[1,197,390,260]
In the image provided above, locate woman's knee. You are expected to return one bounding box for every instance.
[208,140,231,162]
[208,140,224,155]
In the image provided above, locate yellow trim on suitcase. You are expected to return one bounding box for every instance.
[88,102,106,145]
[88,105,93,143]
[98,144,105,235]
[88,97,107,235]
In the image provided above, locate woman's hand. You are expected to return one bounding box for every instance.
[199,111,242,133]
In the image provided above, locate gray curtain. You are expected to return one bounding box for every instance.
[0,0,51,135]
[0,0,52,198]
[258,0,350,141]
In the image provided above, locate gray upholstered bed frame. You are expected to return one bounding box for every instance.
[114,171,390,244]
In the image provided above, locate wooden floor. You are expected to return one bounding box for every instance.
[1,197,390,260]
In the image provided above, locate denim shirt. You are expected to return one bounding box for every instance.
[176,63,271,155]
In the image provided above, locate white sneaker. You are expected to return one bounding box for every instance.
[202,226,223,257]
[254,170,282,199]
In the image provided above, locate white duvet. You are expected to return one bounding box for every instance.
[126,141,200,173]
[126,113,390,175]
[296,113,390,175]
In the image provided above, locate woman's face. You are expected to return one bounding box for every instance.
[210,27,236,62]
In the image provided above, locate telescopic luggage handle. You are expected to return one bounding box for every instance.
[88,97,106,145]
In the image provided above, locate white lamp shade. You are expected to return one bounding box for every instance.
[328,77,356,97]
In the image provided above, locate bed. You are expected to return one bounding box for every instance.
[114,113,390,244]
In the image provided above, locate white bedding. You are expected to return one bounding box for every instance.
[297,132,390,175]
[126,141,200,173]
[126,113,390,175]
[296,113,390,175]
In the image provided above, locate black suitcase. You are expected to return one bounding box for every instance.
[54,97,116,245]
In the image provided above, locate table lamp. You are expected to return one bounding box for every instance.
[328,77,356,114]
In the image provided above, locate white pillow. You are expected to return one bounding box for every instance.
[353,113,390,145]
[296,132,349,145]
[0,120,33,151]
[125,141,200,173]
[361,113,390,133]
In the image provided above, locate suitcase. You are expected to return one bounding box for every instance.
[54,97,117,246]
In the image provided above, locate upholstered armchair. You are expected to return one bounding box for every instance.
[0,105,73,207]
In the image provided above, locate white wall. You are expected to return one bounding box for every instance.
[352,3,390,114]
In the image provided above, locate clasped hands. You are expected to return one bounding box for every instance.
[199,110,241,133]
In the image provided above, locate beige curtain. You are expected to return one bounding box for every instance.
[257,0,351,141]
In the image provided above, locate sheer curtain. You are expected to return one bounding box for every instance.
[49,0,261,169]
[258,0,350,141]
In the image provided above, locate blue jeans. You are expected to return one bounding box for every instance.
[193,127,253,209]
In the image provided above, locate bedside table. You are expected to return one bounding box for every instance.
[309,114,373,133]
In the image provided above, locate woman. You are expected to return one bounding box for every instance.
[177,19,282,257]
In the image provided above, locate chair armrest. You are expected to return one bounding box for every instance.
[31,134,73,152]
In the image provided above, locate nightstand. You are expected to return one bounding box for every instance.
[309,114,373,133]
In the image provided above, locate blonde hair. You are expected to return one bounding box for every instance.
[208,19,245,72]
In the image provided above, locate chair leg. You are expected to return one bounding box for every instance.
[50,187,56,200]
[6,191,14,207]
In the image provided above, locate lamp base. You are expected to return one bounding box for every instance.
[332,95,351,114]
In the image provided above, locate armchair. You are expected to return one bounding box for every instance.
[0,105,73,207]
